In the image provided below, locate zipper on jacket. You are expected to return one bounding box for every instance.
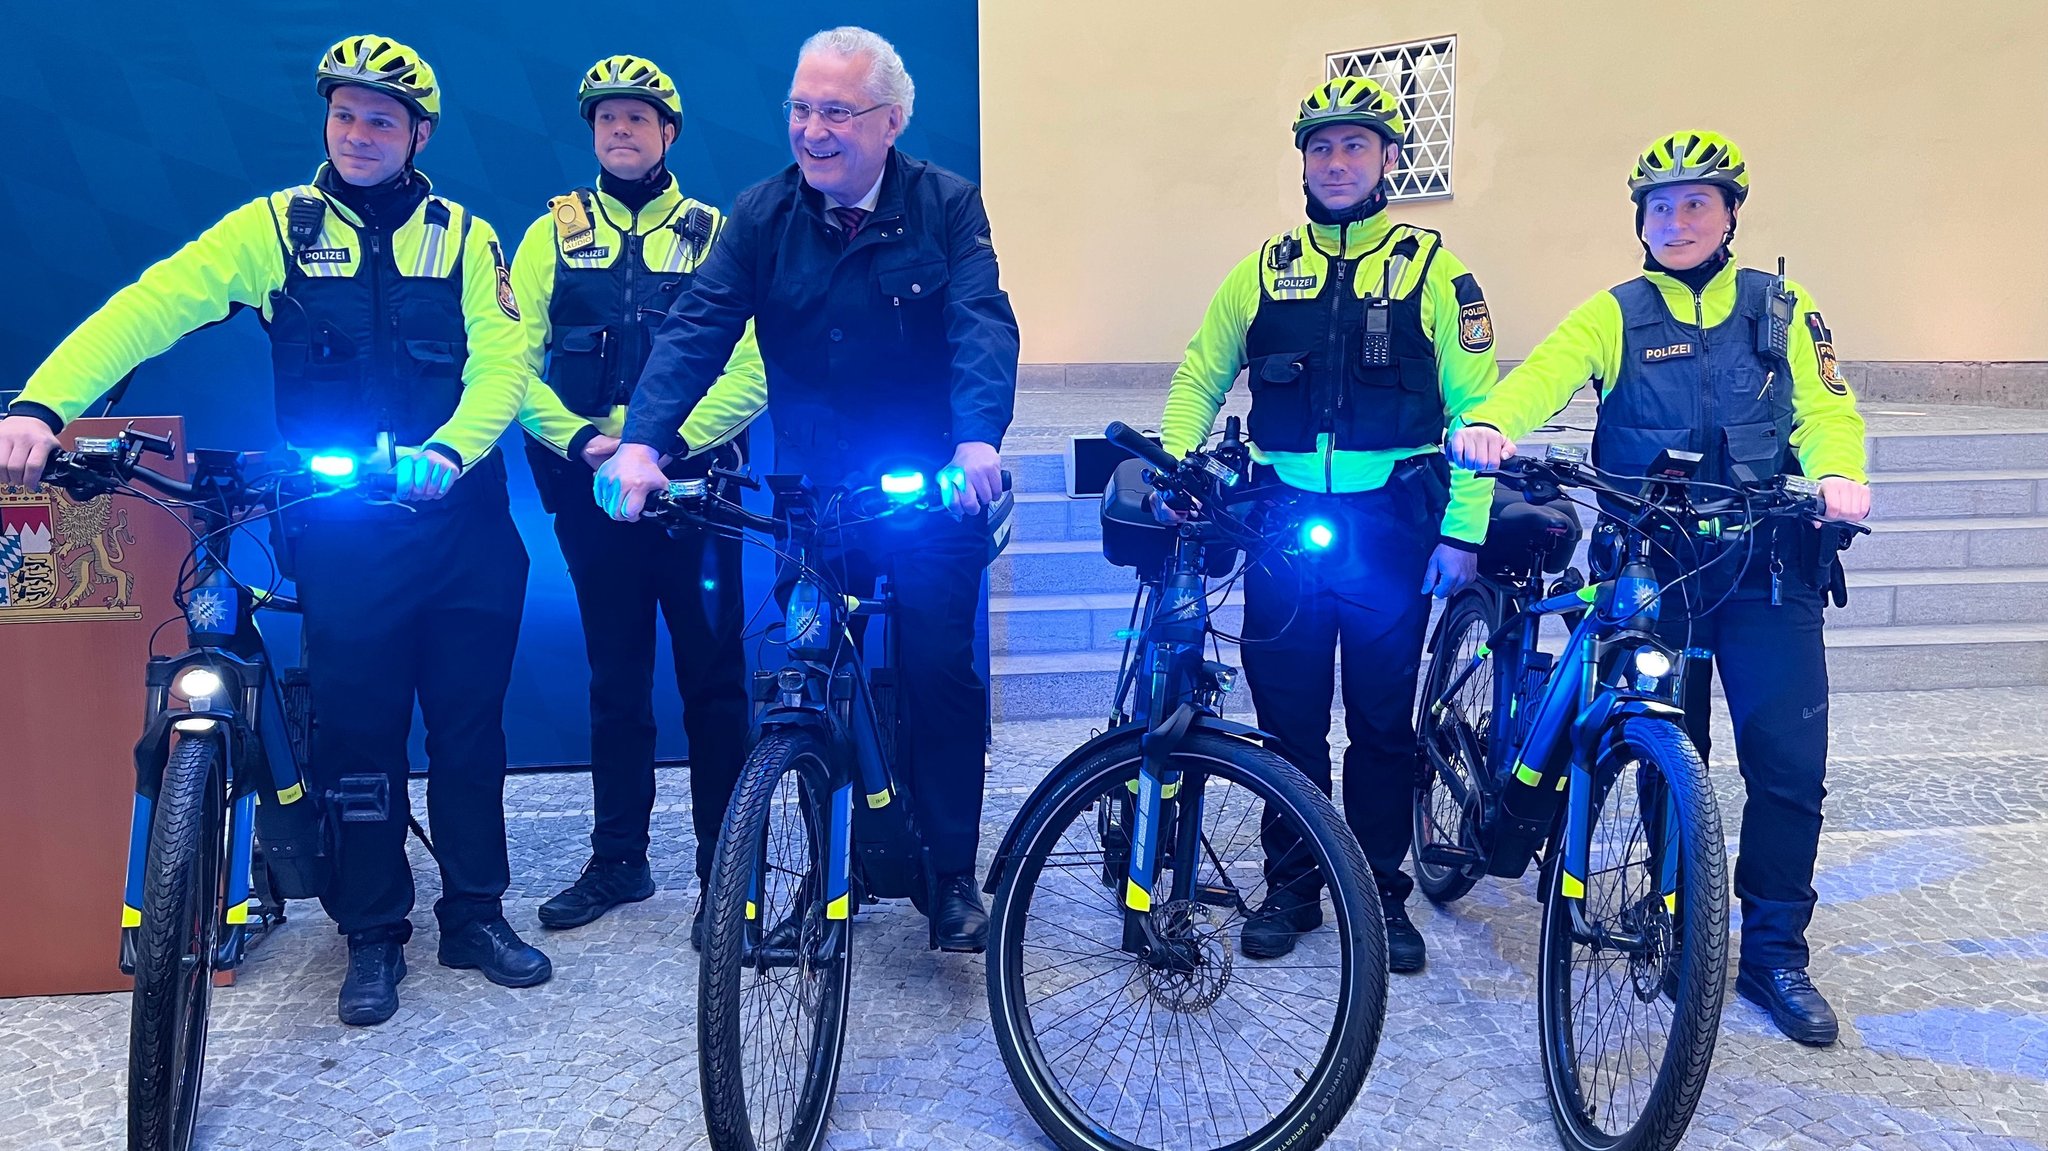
[1693,289,1713,463]
[368,230,394,444]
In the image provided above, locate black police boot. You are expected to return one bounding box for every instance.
[438,918,554,988]
[1385,900,1427,974]
[1737,964,1839,1047]
[337,935,406,1027]
[538,856,656,930]
[930,870,989,953]
[1240,888,1324,960]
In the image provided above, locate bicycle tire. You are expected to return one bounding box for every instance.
[699,730,851,1151]
[1537,717,1727,1151]
[1412,589,1497,905]
[127,733,226,1151]
[988,729,1385,1151]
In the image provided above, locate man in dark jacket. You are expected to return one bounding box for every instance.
[594,26,1019,952]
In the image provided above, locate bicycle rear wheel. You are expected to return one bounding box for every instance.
[1412,590,1497,905]
[1538,717,1727,1151]
[128,733,226,1151]
[988,730,1386,1151]
[699,731,851,1151]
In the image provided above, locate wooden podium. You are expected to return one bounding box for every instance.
[0,416,193,997]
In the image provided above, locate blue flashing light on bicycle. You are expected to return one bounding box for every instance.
[306,452,358,483]
[1301,518,1337,551]
[879,469,927,500]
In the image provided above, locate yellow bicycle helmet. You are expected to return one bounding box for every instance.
[579,55,683,127]
[1292,76,1404,149]
[317,35,440,124]
[1628,130,1749,203]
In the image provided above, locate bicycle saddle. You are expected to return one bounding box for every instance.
[1480,487,1583,576]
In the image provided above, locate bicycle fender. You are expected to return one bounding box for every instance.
[1570,693,1687,764]
[981,715,1276,895]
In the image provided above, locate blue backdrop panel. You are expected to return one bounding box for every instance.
[0,1,981,766]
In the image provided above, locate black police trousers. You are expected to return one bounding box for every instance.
[291,477,527,941]
[1241,461,1447,908]
[790,511,990,878]
[1657,532,1833,970]
[546,463,748,881]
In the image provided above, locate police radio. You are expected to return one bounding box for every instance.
[675,205,715,259]
[1267,234,1302,270]
[1758,256,1795,360]
[285,195,327,256]
[1361,260,1393,368]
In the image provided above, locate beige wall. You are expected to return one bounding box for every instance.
[979,0,2048,366]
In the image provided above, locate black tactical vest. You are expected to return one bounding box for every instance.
[1595,269,1796,492]
[1242,225,1445,454]
[264,196,469,452]
[545,191,712,416]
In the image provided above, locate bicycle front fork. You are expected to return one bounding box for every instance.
[1557,757,1681,946]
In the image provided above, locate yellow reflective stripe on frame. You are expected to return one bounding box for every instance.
[827,893,850,920]
[1124,878,1152,912]
[121,905,142,928]
[1561,872,1586,899]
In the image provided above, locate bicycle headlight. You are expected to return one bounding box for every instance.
[1301,518,1336,551]
[1632,648,1673,680]
[174,667,225,700]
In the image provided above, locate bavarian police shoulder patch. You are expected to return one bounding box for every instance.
[1806,311,1846,396]
[489,239,520,321]
[1458,301,1494,353]
[1452,273,1493,352]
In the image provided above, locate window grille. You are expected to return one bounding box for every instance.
[1326,36,1457,201]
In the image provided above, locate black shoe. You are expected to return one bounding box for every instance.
[1240,890,1323,960]
[1385,902,1427,974]
[438,918,554,988]
[930,871,989,953]
[337,936,405,1027]
[537,856,656,930]
[691,884,708,953]
[1737,964,1839,1047]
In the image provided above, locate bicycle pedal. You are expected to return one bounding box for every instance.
[328,774,391,823]
[1419,844,1483,868]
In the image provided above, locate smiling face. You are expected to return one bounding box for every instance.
[1640,183,1735,270]
[1301,124,1397,214]
[590,97,675,181]
[787,49,903,203]
[324,85,430,186]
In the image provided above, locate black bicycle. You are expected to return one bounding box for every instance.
[647,465,1012,1151]
[982,420,1386,1151]
[1412,444,1867,1151]
[38,429,401,1151]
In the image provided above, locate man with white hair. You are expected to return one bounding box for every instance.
[595,27,1019,952]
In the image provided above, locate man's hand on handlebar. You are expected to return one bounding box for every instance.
[940,440,1002,517]
[1420,544,1478,598]
[595,442,669,521]
[0,414,60,488]
[1816,476,1872,523]
[394,447,461,501]
[1447,424,1516,473]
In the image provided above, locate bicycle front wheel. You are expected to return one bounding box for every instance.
[698,730,851,1151]
[1538,717,1728,1151]
[988,729,1386,1151]
[1413,589,1499,905]
[128,732,226,1151]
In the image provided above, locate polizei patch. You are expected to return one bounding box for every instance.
[1274,275,1317,291]
[1642,341,1695,362]
[1458,302,1494,352]
[298,248,350,263]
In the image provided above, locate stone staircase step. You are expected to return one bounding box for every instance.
[989,622,2048,719]
[989,590,1244,651]
[1851,516,2048,570]
[1836,567,2048,627]
[989,539,1138,595]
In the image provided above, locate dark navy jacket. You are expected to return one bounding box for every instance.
[622,149,1018,482]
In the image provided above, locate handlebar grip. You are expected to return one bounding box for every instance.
[1104,421,1178,474]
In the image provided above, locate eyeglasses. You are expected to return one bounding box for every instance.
[783,99,888,125]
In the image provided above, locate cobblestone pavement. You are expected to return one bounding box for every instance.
[4,688,2045,1150]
